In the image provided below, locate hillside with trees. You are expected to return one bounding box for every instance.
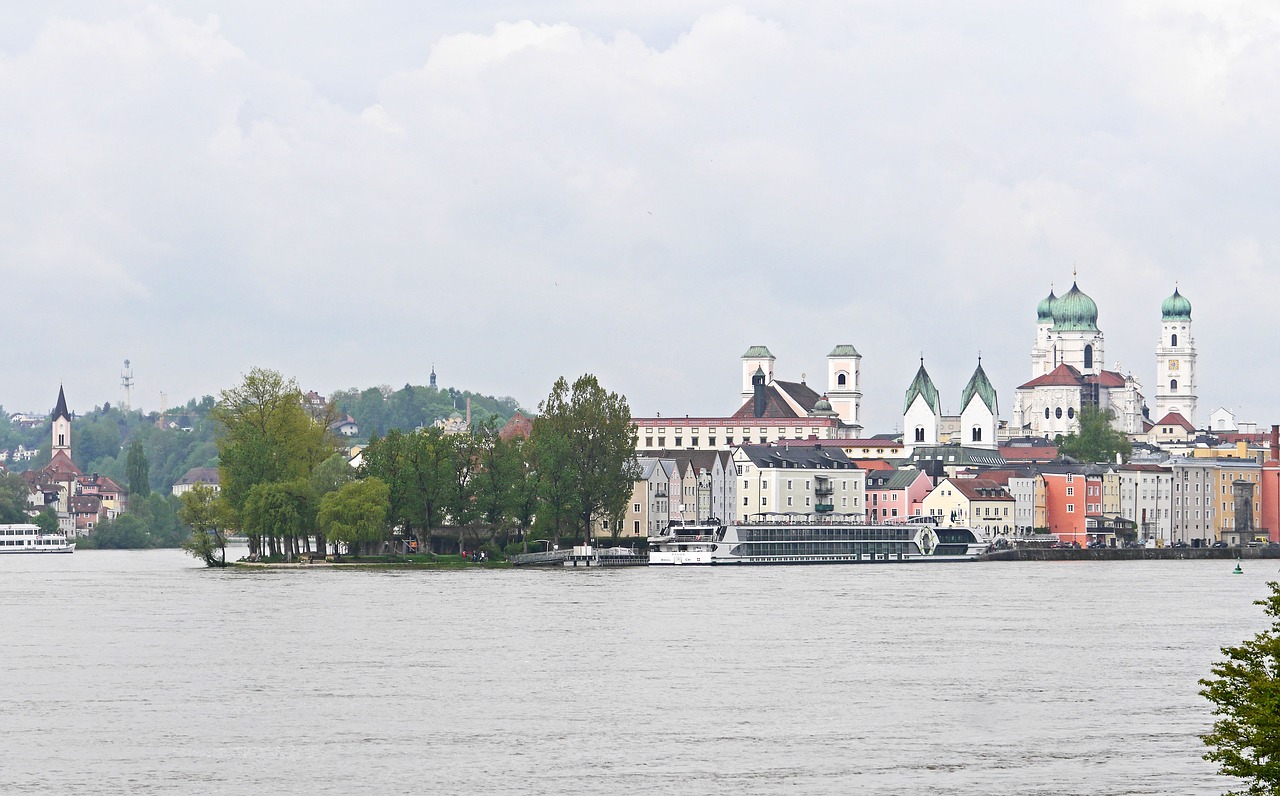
[329,384,522,438]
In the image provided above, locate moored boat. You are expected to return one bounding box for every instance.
[649,514,984,565]
[0,524,76,554]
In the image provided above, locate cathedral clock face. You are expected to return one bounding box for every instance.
[1169,359,1179,371]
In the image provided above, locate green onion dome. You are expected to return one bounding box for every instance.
[1036,289,1057,323]
[1051,282,1099,332]
[1161,288,1192,321]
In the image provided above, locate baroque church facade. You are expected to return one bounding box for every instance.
[1011,282,1196,438]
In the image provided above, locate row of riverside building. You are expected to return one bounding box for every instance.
[617,282,1280,547]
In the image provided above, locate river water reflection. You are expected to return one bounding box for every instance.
[1,549,1268,795]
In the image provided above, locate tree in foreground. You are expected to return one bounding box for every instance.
[534,374,639,547]
[318,478,390,557]
[1056,405,1131,463]
[179,484,231,567]
[1200,580,1280,795]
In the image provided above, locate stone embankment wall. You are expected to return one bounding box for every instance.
[982,547,1280,562]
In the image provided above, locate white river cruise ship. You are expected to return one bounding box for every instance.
[0,524,76,554]
[649,514,985,565]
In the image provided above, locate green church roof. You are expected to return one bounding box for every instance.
[1051,282,1099,332]
[1036,289,1057,323]
[828,344,861,358]
[1161,288,1192,321]
[960,361,998,414]
[903,362,941,415]
[742,345,774,358]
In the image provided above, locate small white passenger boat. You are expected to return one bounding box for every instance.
[0,524,76,554]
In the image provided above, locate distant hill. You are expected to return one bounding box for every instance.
[329,383,524,439]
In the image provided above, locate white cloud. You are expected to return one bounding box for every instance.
[0,2,1276,430]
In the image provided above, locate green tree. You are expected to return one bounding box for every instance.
[1056,405,1132,463]
[126,440,151,497]
[0,471,33,523]
[1201,580,1280,795]
[93,514,150,548]
[443,431,480,554]
[241,479,317,560]
[214,368,336,557]
[33,508,59,534]
[534,374,640,547]
[179,484,231,567]
[318,477,390,557]
[508,436,542,552]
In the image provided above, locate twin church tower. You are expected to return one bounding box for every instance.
[736,281,1199,445]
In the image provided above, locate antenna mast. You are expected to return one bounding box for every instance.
[121,359,135,411]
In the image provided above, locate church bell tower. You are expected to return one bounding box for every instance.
[1155,287,1197,425]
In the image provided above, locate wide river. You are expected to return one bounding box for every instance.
[2,550,1271,795]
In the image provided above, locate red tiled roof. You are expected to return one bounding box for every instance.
[856,460,895,471]
[945,478,1014,501]
[999,445,1059,461]
[1155,412,1196,432]
[1018,363,1084,390]
[1085,371,1127,388]
[43,451,83,479]
[499,412,534,441]
[730,386,802,420]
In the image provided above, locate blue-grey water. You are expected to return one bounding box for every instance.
[1,550,1269,795]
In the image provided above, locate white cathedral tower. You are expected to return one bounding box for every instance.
[1154,287,1197,425]
[740,346,776,403]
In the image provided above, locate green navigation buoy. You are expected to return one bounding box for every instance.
[1233,559,1243,575]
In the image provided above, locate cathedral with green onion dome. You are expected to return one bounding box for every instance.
[1013,280,1150,438]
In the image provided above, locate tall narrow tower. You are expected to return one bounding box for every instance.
[1154,287,1197,425]
[826,344,862,431]
[51,386,72,461]
[1031,288,1056,376]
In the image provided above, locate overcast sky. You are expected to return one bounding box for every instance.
[3,1,1278,432]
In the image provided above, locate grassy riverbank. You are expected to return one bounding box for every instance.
[235,553,512,570]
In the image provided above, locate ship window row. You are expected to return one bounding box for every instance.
[1,529,35,536]
[733,542,915,557]
[738,527,915,542]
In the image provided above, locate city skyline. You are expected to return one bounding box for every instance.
[3,3,1278,431]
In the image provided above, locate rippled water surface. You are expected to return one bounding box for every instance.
[1,549,1270,795]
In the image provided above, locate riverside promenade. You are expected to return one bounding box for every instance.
[982,546,1280,562]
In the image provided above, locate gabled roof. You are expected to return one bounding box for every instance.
[943,478,1014,502]
[730,386,801,419]
[1155,412,1196,433]
[867,468,928,491]
[52,386,71,422]
[738,444,856,470]
[774,380,821,413]
[498,411,534,442]
[903,362,941,415]
[1018,363,1084,390]
[176,467,220,486]
[960,362,998,414]
[43,450,82,479]
[1085,371,1127,388]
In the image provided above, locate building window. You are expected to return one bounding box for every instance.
[914,427,925,442]
[1055,408,1063,419]
[633,503,641,513]
[837,373,847,387]
[1067,504,1075,513]
[1171,333,1178,347]
[972,426,982,442]
[1045,408,1050,419]
[1084,344,1093,369]
[1170,379,1177,391]
[1066,487,1074,496]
